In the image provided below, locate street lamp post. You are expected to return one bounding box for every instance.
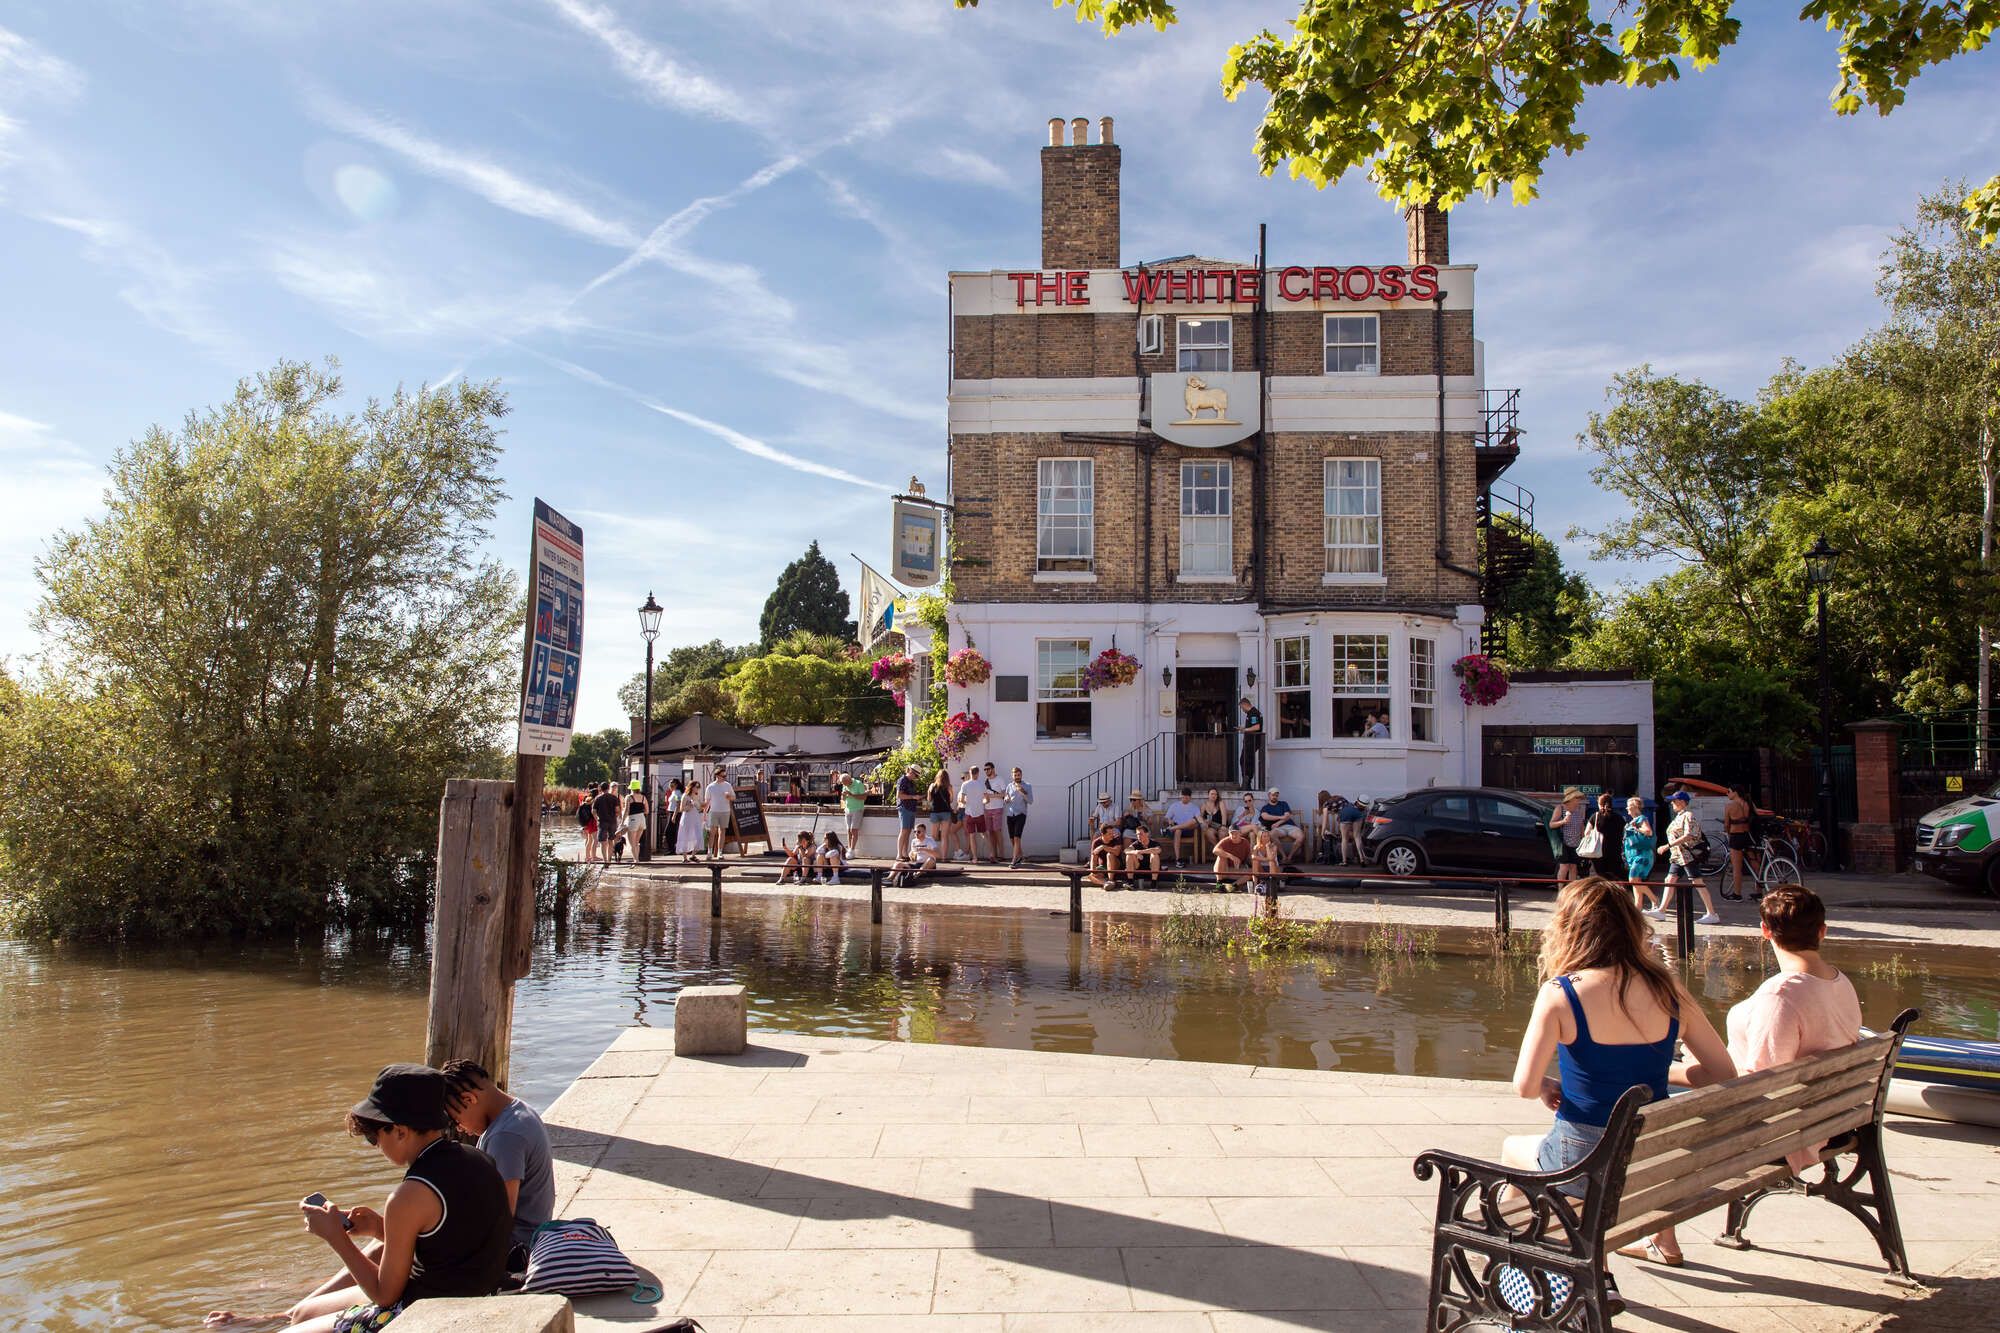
[1805,538,1839,871]
[638,592,663,862]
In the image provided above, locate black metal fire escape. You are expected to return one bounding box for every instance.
[1475,388,1537,656]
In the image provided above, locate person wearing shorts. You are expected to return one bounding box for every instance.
[1002,766,1033,867]
[958,767,994,864]
[895,765,921,861]
[1549,789,1587,884]
[590,783,622,859]
[839,772,868,857]
[1656,790,1721,925]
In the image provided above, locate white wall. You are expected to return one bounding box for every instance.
[1477,679,1656,794]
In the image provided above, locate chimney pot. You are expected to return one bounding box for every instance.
[1047,117,1064,147]
[1040,113,1121,267]
[1071,117,1089,146]
[1098,116,1114,145]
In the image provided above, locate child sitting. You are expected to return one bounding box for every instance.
[818,832,848,884]
[778,831,816,884]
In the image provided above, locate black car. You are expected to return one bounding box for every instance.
[1361,787,1558,879]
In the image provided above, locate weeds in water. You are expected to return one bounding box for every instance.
[1159,893,1234,950]
[1866,954,1927,983]
[781,894,813,929]
[1363,911,1438,960]
[1233,909,1321,957]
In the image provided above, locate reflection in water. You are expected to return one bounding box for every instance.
[4,880,1996,1330]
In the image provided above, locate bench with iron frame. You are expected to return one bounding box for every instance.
[1412,1007,1921,1331]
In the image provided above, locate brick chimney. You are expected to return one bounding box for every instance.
[1404,203,1448,266]
[1041,115,1120,269]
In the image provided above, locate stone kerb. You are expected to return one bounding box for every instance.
[674,983,748,1055]
[386,1294,572,1333]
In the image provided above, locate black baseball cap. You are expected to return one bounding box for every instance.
[350,1063,450,1130]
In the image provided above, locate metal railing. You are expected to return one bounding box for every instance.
[1065,730,1178,846]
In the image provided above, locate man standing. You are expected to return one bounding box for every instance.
[704,768,736,860]
[1162,787,1202,868]
[980,762,1008,862]
[1001,765,1033,868]
[590,782,622,864]
[958,766,994,864]
[440,1059,555,1271]
[895,763,922,861]
[1238,696,1264,789]
[839,771,869,858]
[1259,787,1305,862]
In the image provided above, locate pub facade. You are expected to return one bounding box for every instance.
[907,115,1532,852]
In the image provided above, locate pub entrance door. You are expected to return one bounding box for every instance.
[1176,667,1238,787]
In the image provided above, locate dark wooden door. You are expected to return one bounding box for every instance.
[1177,667,1238,785]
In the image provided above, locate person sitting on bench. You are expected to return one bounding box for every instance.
[1500,878,1735,1300]
[1211,825,1251,892]
[894,823,940,884]
[778,831,817,884]
[1628,883,1862,1268]
[1124,824,1163,886]
[1258,788,1305,863]
[1088,824,1126,887]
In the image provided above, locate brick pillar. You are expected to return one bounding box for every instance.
[1405,203,1448,266]
[1042,117,1121,269]
[1845,719,1902,873]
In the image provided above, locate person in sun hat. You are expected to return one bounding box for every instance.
[1118,789,1155,839]
[1548,788,1589,885]
[206,1065,511,1331]
[1656,789,1722,926]
[1088,790,1117,837]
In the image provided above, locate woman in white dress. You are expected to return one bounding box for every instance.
[675,782,706,860]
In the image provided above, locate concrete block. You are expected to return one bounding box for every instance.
[675,983,748,1055]
[388,1294,572,1333]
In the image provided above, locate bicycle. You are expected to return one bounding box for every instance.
[1716,832,1803,899]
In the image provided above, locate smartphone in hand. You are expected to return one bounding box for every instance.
[301,1191,354,1229]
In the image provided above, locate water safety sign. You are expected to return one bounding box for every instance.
[519,499,584,757]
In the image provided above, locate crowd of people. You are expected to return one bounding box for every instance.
[1548,783,1780,926]
[205,1061,555,1332]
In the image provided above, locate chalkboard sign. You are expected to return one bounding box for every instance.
[730,788,771,850]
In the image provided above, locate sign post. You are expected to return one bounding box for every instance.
[508,501,584,979]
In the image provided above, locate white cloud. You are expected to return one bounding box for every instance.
[0,26,82,169]
[544,0,762,128]
[927,145,1014,190]
[36,211,240,359]
[306,92,643,247]
[261,234,597,343]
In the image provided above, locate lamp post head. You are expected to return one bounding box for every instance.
[1804,537,1838,589]
[639,591,663,642]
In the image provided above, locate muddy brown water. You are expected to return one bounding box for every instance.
[5,881,1997,1330]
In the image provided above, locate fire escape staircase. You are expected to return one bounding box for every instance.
[1476,389,1538,656]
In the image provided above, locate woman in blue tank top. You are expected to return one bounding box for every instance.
[1505,877,1735,1197]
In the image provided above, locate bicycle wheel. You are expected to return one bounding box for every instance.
[1761,855,1802,891]
[1801,828,1829,870]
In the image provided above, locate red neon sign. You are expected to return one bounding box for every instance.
[1005,265,1438,308]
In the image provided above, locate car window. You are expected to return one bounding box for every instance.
[1479,797,1543,833]
[1429,794,1473,823]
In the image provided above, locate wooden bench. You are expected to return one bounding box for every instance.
[1413,1007,1920,1330]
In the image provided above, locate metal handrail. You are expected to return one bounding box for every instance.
[1065,730,1178,846]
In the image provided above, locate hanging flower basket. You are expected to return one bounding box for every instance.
[1452,653,1509,706]
[890,689,907,709]
[935,710,990,761]
[1080,647,1142,692]
[869,652,916,694]
[942,648,992,688]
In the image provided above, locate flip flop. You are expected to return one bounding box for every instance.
[1615,1239,1684,1267]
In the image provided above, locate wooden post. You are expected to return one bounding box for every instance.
[427,779,516,1081]
[504,754,546,984]
[1493,880,1510,937]
[1067,870,1083,933]
[1675,876,1697,956]
[869,866,884,925]
[710,861,724,918]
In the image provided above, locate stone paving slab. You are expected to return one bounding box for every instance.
[549,1030,2000,1332]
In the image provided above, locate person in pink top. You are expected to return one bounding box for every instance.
[1623,883,1861,1268]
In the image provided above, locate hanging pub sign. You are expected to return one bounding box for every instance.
[892,497,942,587]
[518,499,584,758]
[1148,372,1261,448]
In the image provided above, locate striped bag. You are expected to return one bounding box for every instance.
[520,1218,641,1296]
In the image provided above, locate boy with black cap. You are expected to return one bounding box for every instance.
[206,1063,511,1330]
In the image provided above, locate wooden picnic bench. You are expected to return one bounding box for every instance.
[1413,1007,1921,1331]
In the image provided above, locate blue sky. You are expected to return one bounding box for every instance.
[1,2,1995,732]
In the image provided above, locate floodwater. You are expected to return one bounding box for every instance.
[4,880,1997,1330]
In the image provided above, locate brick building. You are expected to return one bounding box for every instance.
[910,116,1545,851]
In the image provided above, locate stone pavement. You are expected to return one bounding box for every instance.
[541,1029,2000,1332]
[597,857,2000,951]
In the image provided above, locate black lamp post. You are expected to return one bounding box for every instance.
[1805,538,1839,870]
[638,592,663,862]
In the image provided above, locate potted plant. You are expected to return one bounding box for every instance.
[1451,653,1509,705]
[1080,647,1141,692]
[942,648,992,688]
[935,710,990,761]
[869,652,916,695]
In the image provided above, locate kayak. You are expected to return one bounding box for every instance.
[1884,1033,2000,1128]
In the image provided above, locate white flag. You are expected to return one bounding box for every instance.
[858,560,903,650]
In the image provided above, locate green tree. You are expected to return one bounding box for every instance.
[617,637,753,720]
[758,541,853,647]
[553,726,630,787]
[0,359,517,939]
[724,630,897,728]
[965,1,2000,243]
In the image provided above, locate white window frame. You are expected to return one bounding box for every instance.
[1037,458,1094,571]
[1137,313,1163,355]
[1035,638,1092,742]
[1323,458,1383,578]
[1324,314,1381,375]
[1176,316,1231,373]
[1273,635,1311,740]
[1410,638,1436,743]
[1329,633,1392,739]
[1178,459,1232,579]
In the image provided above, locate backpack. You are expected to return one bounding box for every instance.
[520,1218,647,1297]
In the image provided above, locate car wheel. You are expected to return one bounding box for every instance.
[1983,855,2000,899]
[1379,840,1425,877]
